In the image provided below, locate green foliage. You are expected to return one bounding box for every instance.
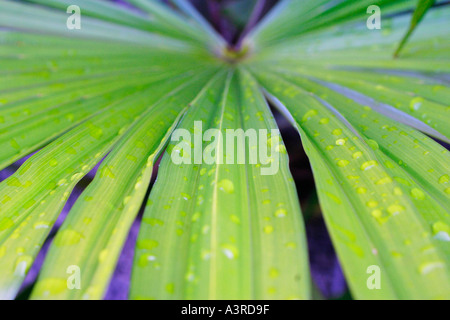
[394,0,436,57]
[0,0,449,300]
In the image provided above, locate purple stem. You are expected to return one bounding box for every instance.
[207,0,222,32]
[236,0,266,50]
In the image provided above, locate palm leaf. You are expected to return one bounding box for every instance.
[252,69,450,299]
[29,68,219,300]
[130,69,309,299]
[394,0,436,57]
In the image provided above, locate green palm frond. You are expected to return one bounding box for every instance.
[0,0,449,300]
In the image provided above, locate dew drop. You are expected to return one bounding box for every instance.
[387,204,405,215]
[325,192,342,204]
[14,255,33,277]
[1,195,11,204]
[126,155,138,162]
[98,249,108,263]
[166,283,175,294]
[337,159,349,167]
[10,138,20,150]
[366,200,378,208]
[360,160,378,171]
[409,97,424,112]
[49,159,58,167]
[301,109,318,122]
[432,221,450,241]
[375,177,392,185]
[332,128,343,135]
[33,221,51,229]
[367,139,379,150]
[274,208,287,218]
[356,187,367,194]
[221,244,238,259]
[410,188,425,200]
[33,278,67,297]
[135,140,146,149]
[352,151,363,159]
[6,176,22,187]
[217,179,234,194]
[230,215,240,224]
[434,232,450,242]
[180,192,191,200]
[136,239,159,250]
[89,126,103,140]
[269,267,279,278]
[285,242,297,249]
[0,217,14,231]
[137,253,156,267]
[438,174,449,184]
[54,229,83,246]
[371,209,383,219]
[264,225,274,234]
[419,261,445,275]
[191,212,201,222]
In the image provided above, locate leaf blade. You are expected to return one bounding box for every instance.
[394,0,436,58]
[254,69,450,299]
[130,69,310,300]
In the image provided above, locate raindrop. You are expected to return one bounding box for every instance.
[217,179,234,194]
[360,160,378,171]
